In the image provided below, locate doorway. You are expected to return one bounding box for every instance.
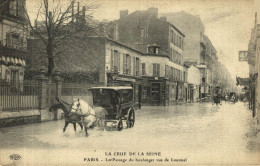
[151,83,160,104]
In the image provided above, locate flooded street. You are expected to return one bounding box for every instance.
[0,102,259,165]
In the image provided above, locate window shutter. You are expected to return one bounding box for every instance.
[118,52,120,71]
[153,64,156,76]
[111,50,114,70]
[133,57,136,76]
[165,65,168,78]
[6,33,11,46]
[129,56,131,74]
[123,54,126,73]
[157,64,160,77]
[114,51,118,70]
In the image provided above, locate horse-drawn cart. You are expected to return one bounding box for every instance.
[89,86,136,131]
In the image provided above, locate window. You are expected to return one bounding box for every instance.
[170,67,174,79]
[113,50,120,71]
[6,33,22,49]
[172,50,175,62]
[179,36,181,48]
[176,35,178,46]
[141,28,145,37]
[169,48,172,61]
[153,63,160,77]
[123,54,131,74]
[126,54,131,74]
[184,71,186,82]
[123,53,126,73]
[165,65,169,78]
[141,63,146,76]
[173,32,176,45]
[173,68,176,80]
[170,30,174,43]
[11,70,19,82]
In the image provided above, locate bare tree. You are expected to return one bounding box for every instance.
[24,0,99,77]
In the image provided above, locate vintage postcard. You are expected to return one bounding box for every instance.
[0,0,260,165]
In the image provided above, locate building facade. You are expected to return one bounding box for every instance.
[161,11,233,99]
[247,13,260,130]
[107,8,187,105]
[187,64,200,102]
[0,0,27,81]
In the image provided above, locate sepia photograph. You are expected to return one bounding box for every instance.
[0,0,260,165]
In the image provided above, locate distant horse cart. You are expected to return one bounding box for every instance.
[49,86,137,136]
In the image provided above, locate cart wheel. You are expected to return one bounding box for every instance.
[126,108,135,128]
[117,120,123,131]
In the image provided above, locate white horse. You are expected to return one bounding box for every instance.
[71,98,108,136]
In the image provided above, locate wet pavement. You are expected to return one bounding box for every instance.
[0,102,259,165]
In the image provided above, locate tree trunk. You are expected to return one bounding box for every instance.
[47,44,54,77]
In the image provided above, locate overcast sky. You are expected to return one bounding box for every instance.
[26,0,260,79]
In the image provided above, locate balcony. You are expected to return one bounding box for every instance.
[0,44,27,59]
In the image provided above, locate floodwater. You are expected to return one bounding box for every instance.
[0,102,259,165]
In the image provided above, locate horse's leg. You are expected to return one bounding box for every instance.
[82,121,88,137]
[73,123,77,132]
[78,123,83,130]
[63,121,69,132]
[100,119,105,131]
[85,125,88,137]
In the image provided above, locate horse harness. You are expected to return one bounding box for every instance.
[72,101,103,125]
[72,101,96,117]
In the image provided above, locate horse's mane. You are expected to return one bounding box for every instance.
[79,99,92,108]
[59,100,71,113]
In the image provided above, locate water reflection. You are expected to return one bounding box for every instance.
[0,102,259,164]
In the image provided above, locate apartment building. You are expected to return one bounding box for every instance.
[0,0,27,81]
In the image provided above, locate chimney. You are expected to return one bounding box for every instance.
[120,10,128,19]
[160,16,167,22]
[99,23,107,37]
[114,22,119,40]
[148,7,158,18]
[82,6,86,21]
[71,1,74,22]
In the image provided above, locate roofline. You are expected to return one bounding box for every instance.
[157,19,185,37]
[85,36,144,55]
[167,22,185,37]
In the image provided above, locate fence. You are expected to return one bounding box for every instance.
[0,75,102,112]
[60,82,99,105]
[0,79,39,111]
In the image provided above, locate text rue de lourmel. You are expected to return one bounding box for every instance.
[84,152,187,163]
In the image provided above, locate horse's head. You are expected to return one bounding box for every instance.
[49,97,61,112]
[71,98,95,116]
[49,97,71,114]
[71,98,81,113]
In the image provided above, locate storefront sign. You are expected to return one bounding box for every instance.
[116,77,136,82]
